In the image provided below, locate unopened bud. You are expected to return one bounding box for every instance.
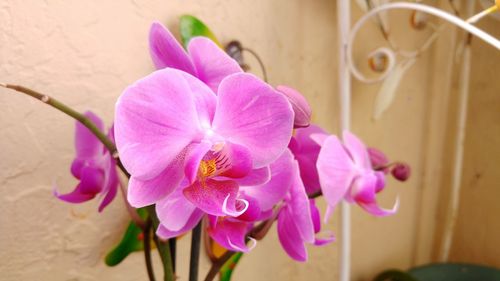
[276,85,312,128]
[367,147,389,171]
[391,163,411,181]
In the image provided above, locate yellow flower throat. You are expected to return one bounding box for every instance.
[199,159,217,178]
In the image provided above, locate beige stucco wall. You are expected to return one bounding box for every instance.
[0,1,498,280]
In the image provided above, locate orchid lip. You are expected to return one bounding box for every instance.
[228,237,257,252]
[222,194,249,217]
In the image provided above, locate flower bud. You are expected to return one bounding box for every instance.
[391,163,411,181]
[367,147,389,171]
[276,85,312,128]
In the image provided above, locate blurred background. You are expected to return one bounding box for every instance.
[0,0,498,280]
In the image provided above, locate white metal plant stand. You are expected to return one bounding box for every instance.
[336,1,499,280]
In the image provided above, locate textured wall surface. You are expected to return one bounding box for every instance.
[0,1,497,281]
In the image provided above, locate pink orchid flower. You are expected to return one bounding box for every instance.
[288,124,328,195]
[114,68,293,217]
[149,22,242,93]
[317,131,399,219]
[207,150,333,260]
[54,111,118,212]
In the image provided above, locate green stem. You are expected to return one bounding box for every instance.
[147,206,174,281]
[144,218,156,281]
[169,238,177,272]
[189,222,202,281]
[1,83,130,177]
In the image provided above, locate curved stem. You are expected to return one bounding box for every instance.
[189,222,202,281]
[204,250,236,281]
[147,206,174,281]
[242,47,268,82]
[144,218,156,281]
[118,176,146,230]
[347,2,500,84]
[0,83,130,177]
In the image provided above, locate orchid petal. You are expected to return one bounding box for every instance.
[367,147,390,169]
[277,206,308,262]
[213,73,294,168]
[222,194,249,217]
[126,152,186,208]
[291,125,328,194]
[288,161,315,243]
[54,185,95,203]
[75,111,105,159]
[310,199,322,234]
[240,150,294,211]
[79,166,105,194]
[375,171,386,193]
[70,158,87,179]
[185,141,212,183]
[156,187,198,231]
[188,37,242,93]
[358,197,400,217]
[98,162,119,212]
[233,166,271,186]
[156,209,204,239]
[310,201,336,245]
[342,131,371,169]
[208,219,255,253]
[183,179,245,217]
[324,205,335,224]
[213,142,252,178]
[115,68,206,180]
[317,135,355,212]
[351,173,379,203]
[293,125,328,154]
[235,195,261,222]
[314,232,336,246]
[149,22,196,74]
[54,166,104,203]
[309,133,329,146]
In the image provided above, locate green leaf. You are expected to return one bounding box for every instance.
[179,15,221,49]
[219,252,243,281]
[104,208,148,266]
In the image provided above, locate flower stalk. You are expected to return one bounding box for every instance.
[0,83,130,177]
[144,218,156,281]
[204,250,237,281]
[189,222,203,281]
[147,206,175,281]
